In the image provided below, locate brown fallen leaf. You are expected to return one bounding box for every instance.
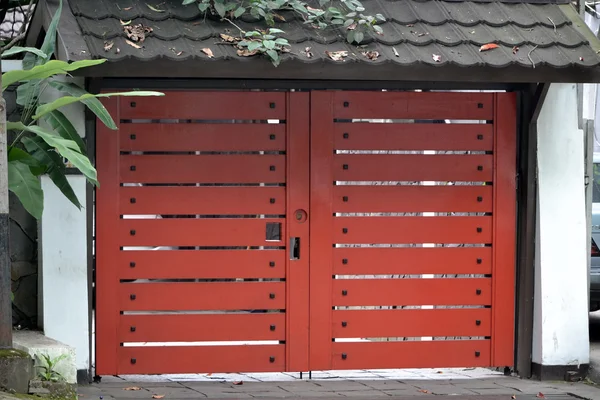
[418,389,430,394]
[125,39,142,49]
[116,47,121,54]
[147,3,165,12]
[432,54,441,62]
[301,47,313,58]
[124,23,153,42]
[393,47,400,57]
[347,23,357,30]
[512,46,519,54]
[232,381,243,385]
[176,51,183,56]
[237,49,258,57]
[580,57,585,61]
[103,40,114,52]
[511,396,516,400]
[152,395,164,399]
[123,6,133,11]
[479,43,499,52]
[537,393,545,399]
[273,12,286,21]
[220,33,238,43]
[202,48,214,58]
[325,50,348,61]
[436,370,443,374]
[124,387,141,391]
[120,19,132,26]
[362,50,379,60]
[406,24,414,27]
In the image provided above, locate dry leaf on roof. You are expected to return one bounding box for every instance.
[393,47,400,57]
[220,33,239,43]
[237,48,258,57]
[151,395,164,399]
[116,47,121,54]
[347,22,357,30]
[202,48,214,58]
[120,19,132,26]
[124,387,141,391]
[325,50,348,61]
[124,24,153,43]
[512,46,519,54]
[479,43,499,52]
[418,389,430,394]
[147,3,165,12]
[432,53,441,62]
[103,40,114,52]
[362,50,379,60]
[125,39,142,49]
[301,47,313,58]
[536,393,545,399]
[232,381,244,385]
[123,6,133,11]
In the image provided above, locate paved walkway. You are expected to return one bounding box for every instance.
[80,369,600,399]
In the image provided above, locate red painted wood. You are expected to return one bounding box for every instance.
[332,278,492,306]
[334,154,493,182]
[118,250,286,280]
[119,313,286,342]
[334,123,494,151]
[333,185,493,213]
[332,247,492,276]
[118,345,285,374]
[333,216,493,244]
[119,282,286,311]
[119,154,285,184]
[332,92,494,120]
[331,340,491,370]
[309,91,335,371]
[491,92,517,367]
[120,91,286,120]
[285,92,310,372]
[332,308,492,338]
[120,123,286,152]
[120,186,286,215]
[95,97,120,375]
[118,218,286,247]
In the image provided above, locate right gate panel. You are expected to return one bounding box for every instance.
[309,91,516,370]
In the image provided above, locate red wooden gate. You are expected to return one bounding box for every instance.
[95,90,516,375]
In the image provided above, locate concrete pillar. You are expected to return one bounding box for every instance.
[532,83,590,379]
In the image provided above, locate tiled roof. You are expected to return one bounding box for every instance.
[56,0,600,81]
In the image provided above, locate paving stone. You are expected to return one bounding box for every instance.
[334,390,389,397]
[277,382,335,392]
[142,386,206,398]
[451,380,504,389]
[468,388,527,395]
[312,381,371,391]
[360,380,412,390]
[194,392,252,398]
[249,391,299,397]
[277,391,344,397]
[381,389,428,396]
[426,385,478,395]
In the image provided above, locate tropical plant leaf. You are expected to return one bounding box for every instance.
[44,110,87,154]
[8,160,44,219]
[9,122,98,186]
[2,59,106,90]
[23,0,62,70]
[48,81,116,130]
[1,46,48,59]
[7,146,46,175]
[23,136,84,210]
[32,90,164,121]
[16,80,41,107]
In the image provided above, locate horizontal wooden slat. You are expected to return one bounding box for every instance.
[332,278,492,306]
[119,313,286,342]
[333,247,492,275]
[333,185,492,213]
[120,124,286,152]
[118,345,285,374]
[119,250,286,280]
[332,309,492,338]
[120,92,286,120]
[120,154,286,184]
[331,340,491,369]
[119,282,286,311]
[119,218,286,247]
[332,92,494,120]
[120,186,286,215]
[334,123,494,151]
[333,217,492,244]
[334,154,493,182]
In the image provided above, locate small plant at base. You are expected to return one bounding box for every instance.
[237,28,290,66]
[37,353,68,382]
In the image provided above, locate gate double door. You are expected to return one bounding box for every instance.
[96,90,516,375]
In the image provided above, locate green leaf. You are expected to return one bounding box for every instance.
[16,80,40,107]
[48,81,117,130]
[147,3,166,12]
[274,38,289,46]
[22,136,81,209]
[331,18,344,25]
[1,47,48,59]
[198,2,209,11]
[263,40,276,49]
[248,41,262,51]
[375,13,385,21]
[234,6,246,17]
[182,0,196,4]
[373,25,383,34]
[7,146,46,176]
[23,0,62,70]
[10,122,98,186]
[266,49,279,66]
[8,160,44,219]
[347,30,355,43]
[269,28,285,34]
[214,1,226,16]
[354,31,364,43]
[344,19,354,27]
[32,90,164,121]
[44,110,87,154]
[2,59,107,90]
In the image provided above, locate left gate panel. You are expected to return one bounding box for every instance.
[96,92,289,375]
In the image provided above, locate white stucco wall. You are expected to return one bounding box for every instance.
[40,175,89,371]
[532,83,590,366]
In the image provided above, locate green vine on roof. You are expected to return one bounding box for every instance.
[183,0,385,65]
